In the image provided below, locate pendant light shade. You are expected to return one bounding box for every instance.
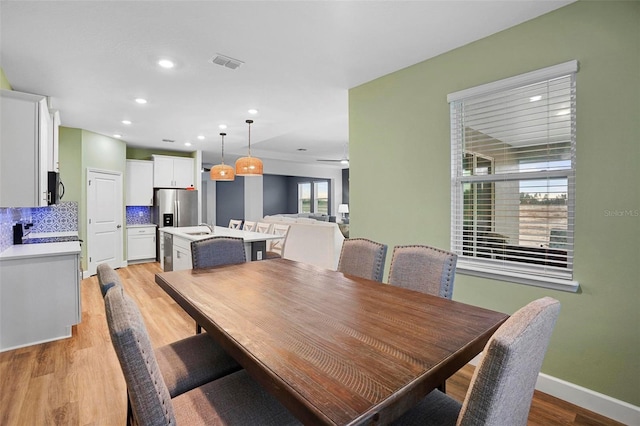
[235,119,263,176]
[210,132,235,181]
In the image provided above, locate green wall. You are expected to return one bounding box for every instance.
[349,1,639,406]
[58,127,127,270]
[126,147,194,160]
[0,67,11,89]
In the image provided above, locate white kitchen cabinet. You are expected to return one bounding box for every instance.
[126,160,154,206]
[49,110,60,171]
[0,89,54,207]
[0,242,81,352]
[172,235,192,271]
[152,154,195,188]
[127,226,156,262]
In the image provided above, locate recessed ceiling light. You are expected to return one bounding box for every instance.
[122,120,132,125]
[113,134,122,138]
[135,98,147,104]
[248,109,258,115]
[197,135,205,140]
[218,124,227,130]
[158,59,175,69]
[185,142,192,147]
[529,95,542,102]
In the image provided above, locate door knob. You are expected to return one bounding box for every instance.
[117,225,122,229]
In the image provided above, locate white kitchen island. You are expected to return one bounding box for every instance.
[159,226,280,271]
[0,241,81,352]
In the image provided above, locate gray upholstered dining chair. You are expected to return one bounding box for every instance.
[98,267,242,401]
[391,297,561,426]
[191,236,246,333]
[104,285,300,426]
[97,262,122,297]
[337,238,388,282]
[191,236,246,270]
[387,245,458,299]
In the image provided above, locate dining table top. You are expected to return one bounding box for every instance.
[155,258,509,425]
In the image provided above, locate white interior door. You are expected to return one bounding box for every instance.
[87,169,123,276]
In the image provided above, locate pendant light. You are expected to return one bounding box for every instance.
[235,119,263,176]
[210,132,235,181]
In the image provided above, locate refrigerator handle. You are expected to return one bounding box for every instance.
[175,200,180,227]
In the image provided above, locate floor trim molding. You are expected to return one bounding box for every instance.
[469,355,640,425]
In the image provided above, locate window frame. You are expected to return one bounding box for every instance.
[448,60,579,292]
[297,179,331,215]
[298,182,311,213]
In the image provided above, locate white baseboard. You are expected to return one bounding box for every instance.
[468,355,640,425]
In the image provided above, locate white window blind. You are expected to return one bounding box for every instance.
[449,61,578,291]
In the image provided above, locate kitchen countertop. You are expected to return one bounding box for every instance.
[160,226,280,243]
[0,241,81,260]
[127,223,157,228]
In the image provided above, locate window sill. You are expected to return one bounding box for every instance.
[457,260,580,293]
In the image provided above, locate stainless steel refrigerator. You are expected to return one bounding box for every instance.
[153,188,198,262]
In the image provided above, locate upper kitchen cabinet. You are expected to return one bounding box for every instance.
[152,154,194,188]
[49,110,61,172]
[126,160,154,206]
[0,89,55,207]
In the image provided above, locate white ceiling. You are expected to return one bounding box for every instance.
[0,1,573,168]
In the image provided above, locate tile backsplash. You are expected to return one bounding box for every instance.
[126,206,152,225]
[0,201,79,252]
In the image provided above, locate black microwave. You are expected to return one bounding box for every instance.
[47,171,65,205]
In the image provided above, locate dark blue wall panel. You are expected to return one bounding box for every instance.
[216,176,244,226]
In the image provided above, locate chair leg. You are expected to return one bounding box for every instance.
[437,380,446,393]
[196,322,202,334]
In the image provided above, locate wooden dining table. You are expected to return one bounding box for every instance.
[155,258,508,425]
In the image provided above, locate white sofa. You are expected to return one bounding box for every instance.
[262,215,345,270]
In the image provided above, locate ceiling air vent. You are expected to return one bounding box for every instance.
[209,54,244,70]
[162,139,175,143]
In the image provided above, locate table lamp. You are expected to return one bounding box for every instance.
[338,204,349,222]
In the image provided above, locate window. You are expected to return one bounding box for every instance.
[314,181,329,214]
[298,182,311,213]
[449,61,578,291]
[297,180,330,214]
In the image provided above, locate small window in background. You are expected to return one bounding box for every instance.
[449,60,578,292]
[298,182,311,213]
[314,181,329,214]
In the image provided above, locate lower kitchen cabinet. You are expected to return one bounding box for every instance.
[127,225,156,263]
[172,235,192,271]
[0,242,81,352]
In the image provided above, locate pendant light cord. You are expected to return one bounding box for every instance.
[220,132,226,165]
[246,119,253,157]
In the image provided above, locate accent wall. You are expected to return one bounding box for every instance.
[349,1,639,407]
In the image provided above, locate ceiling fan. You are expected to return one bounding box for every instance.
[317,143,349,166]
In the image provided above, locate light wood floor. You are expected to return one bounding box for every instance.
[0,262,624,425]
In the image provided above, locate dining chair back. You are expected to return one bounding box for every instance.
[388,245,457,299]
[191,236,246,270]
[228,219,243,229]
[242,220,257,232]
[391,297,561,426]
[256,221,273,234]
[96,263,122,297]
[337,238,387,282]
[191,236,246,333]
[104,285,299,425]
[266,223,290,259]
[105,286,177,424]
